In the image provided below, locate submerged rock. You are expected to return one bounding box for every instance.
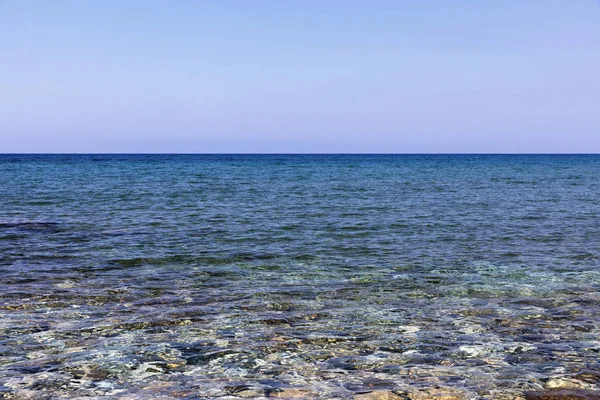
[224,384,266,398]
[267,387,318,398]
[354,390,405,400]
[573,370,600,384]
[407,387,468,400]
[543,378,589,390]
[524,389,600,400]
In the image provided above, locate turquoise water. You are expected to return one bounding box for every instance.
[1,154,600,399]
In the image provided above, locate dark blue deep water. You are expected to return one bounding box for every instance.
[1,154,600,399]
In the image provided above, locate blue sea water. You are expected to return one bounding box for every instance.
[1,154,600,398]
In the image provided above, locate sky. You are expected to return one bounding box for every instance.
[1,0,599,153]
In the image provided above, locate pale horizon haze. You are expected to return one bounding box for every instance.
[1,1,599,153]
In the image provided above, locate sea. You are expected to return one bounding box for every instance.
[1,154,599,399]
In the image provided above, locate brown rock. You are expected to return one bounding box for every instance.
[354,390,404,400]
[574,370,600,384]
[408,387,467,400]
[234,388,267,398]
[268,388,318,398]
[224,384,265,398]
[524,389,600,400]
[69,365,110,381]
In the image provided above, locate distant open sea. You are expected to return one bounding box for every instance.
[1,154,600,399]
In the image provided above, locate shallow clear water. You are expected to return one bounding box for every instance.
[1,154,600,399]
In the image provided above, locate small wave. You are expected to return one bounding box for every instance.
[107,252,319,268]
[0,221,60,232]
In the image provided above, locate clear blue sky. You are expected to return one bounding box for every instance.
[1,1,599,153]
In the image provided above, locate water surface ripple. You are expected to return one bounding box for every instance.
[1,154,600,399]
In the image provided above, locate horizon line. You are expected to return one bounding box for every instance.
[2,152,600,156]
